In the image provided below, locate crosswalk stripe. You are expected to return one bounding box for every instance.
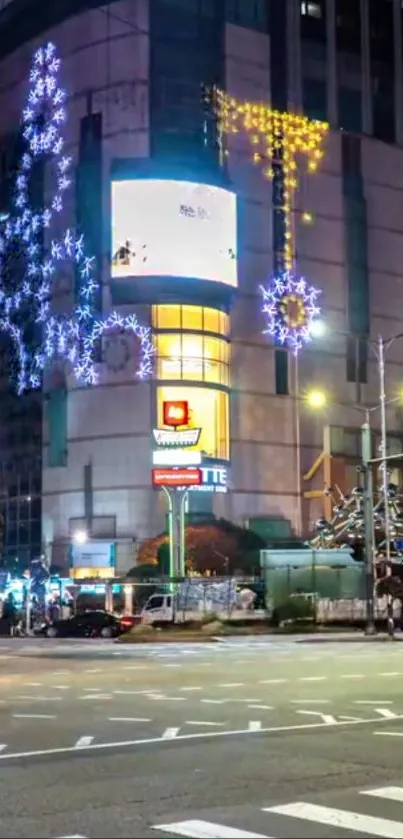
[263,801,403,837]
[361,786,403,803]
[153,820,271,838]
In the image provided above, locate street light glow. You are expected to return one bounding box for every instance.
[309,319,326,337]
[306,389,327,409]
[73,529,88,546]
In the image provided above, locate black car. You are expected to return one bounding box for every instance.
[42,610,129,639]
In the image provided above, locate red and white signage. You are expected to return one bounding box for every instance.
[152,428,201,447]
[163,400,189,427]
[152,468,202,487]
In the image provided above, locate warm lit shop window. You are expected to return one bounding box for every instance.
[155,332,230,386]
[157,385,229,461]
[152,305,230,337]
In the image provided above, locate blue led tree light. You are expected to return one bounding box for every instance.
[0,41,153,393]
[260,272,321,354]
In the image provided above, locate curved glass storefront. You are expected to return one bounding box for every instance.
[152,304,231,462]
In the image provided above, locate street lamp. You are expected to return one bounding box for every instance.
[72,529,88,546]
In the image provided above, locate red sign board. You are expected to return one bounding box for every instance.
[163,400,189,428]
[152,468,202,487]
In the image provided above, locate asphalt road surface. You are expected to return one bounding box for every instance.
[2,637,403,836]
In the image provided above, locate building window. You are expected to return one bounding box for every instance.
[301,2,322,18]
[226,0,268,31]
[155,332,230,386]
[336,0,361,54]
[157,385,229,460]
[152,304,230,336]
[302,78,327,121]
[338,87,362,133]
[300,0,326,45]
[275,349,288,396]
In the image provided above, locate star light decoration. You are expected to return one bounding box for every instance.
[0,41,154,393]
[260,272,321,354]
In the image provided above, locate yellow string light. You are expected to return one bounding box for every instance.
[213,90,329,271]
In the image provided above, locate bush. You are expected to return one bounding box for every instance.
[272,595,315,626]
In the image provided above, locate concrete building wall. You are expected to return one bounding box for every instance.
[0,1,403,568]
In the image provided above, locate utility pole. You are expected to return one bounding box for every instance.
[361,415,375,634]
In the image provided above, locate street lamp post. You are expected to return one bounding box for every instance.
[361,413,375,634]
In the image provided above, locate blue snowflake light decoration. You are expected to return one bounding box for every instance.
[260,272,321,355]
[0,41,154,393]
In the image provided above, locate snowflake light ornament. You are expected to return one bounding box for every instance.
[0,41,154,393]
[260,272,321,355]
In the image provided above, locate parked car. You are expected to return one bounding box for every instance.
[41,609,137,639]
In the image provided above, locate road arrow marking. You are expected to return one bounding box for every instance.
[162,727,180,739]
[248,721,262,731]
[75,736,94,749]
[376,708,398,719]
[297,710,337,725]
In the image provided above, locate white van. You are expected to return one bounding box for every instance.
[141,593,174,623]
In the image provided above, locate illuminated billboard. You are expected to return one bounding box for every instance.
[111,179,237,288]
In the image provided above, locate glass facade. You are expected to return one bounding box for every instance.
[155,332,230,386]
[152,304,230,336]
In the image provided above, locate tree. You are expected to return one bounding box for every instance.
[136,519,265,576]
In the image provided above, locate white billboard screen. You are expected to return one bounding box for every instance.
[111,179,237,288]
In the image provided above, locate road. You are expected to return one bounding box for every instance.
[1,637,403,836]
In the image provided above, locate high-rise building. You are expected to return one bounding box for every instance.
[0,0,402,576]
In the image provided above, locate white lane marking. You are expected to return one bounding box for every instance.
[297,711,337,724]
[85,668,103,673]
[53,670,71,675]
[376,708,398,719]
[122,665,149,670]
[152,819,270,838]
[248,721,262,731]
[149,695,186,702]
[17,695,62,701]
[82,687,104,692]
[263,801,403,837]
[58,834,87,837]
[290,699,330,704]
[355,700,394,704]
[200,699,226,705]
[113,690,150,696]
[374,731,403,738]
[108,717,151,723]
[299,676,327,682]
[362,787,403,802]
[248,705,273,710]
[259,679,286,684]
[162,664,182,668]
[13,714,56,719]
[25,682,42,687]
[340,673,364,679]
[379,672,402,677]
[185,721,224,727]
[75,736,94,749]
[180,686,202,692]
[162,727,180,739]
[52,686,70,690]
[1,712,402,762]
[218,682,244,688]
